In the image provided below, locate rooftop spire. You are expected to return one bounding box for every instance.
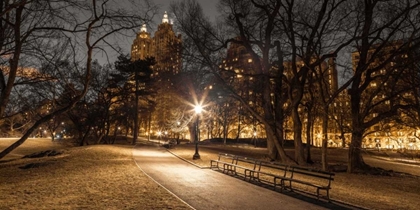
[140,24,147,32]
[162,11,169,23]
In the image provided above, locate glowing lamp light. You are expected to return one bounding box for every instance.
[194,105,203,114]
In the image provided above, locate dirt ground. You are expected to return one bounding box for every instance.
[0,138,190,210]
[1,138,419,210]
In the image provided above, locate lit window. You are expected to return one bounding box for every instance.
[248,58,252,63]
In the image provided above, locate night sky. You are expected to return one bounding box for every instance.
[94,0,217,65]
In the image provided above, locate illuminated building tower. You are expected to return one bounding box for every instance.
[152,11,182,76]
[130,12,183,138]
[131,24,153,61]
[130,12,182,76]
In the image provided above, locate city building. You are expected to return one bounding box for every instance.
[131,24,153,61]
[130,12,183,138]
[130,17,420,150]
[216,39,340,144]
[131,11,182,76]
[351,41,419,150]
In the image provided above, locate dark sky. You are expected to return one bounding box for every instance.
[153,0,218,22]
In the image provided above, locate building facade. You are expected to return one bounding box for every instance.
[130,12,183,139]
[351,42,420,150]
[131,11,182,76]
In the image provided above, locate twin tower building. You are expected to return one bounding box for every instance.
[131,12,182,77]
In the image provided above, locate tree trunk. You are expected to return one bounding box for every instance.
[306,111,313,164]
[0,5,24,118]
[292,107,306,164]
[348,130,368,173]
[321,111,329,171]
[223,110,227,144]
[133,71,139,145]
[265,123,293,163]
[348,84,369,173]
[79,129,90,146]
[266,133,277,160]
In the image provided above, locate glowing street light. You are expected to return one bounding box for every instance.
[193,104,203,160]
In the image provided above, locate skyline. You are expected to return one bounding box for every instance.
[94,0,218,65]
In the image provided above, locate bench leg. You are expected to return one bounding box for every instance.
[244,170,250,181]
[274,178,281,192]
[317,188,331,202]
[326,189,331,202]
[289,181,293,192]
[280,179,291,191]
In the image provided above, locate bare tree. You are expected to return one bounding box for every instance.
[171,0,297,162]
[0,0,157,159]
[346,0,420,173]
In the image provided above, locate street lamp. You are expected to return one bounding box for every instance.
[193,104,203,160]
[157,131,162,144]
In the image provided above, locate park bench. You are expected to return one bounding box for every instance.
[210,153,259,176]
[162,139,176,149]
[283,165,335,201]
[210,153,237,173]
[244,161,291,191]
[210,154,335,201]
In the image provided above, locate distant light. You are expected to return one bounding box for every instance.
[194,105,203,114]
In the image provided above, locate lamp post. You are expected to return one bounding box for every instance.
[193,105,202,160]
[157,131,162,144]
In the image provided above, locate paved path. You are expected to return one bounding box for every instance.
[132,143,355,210]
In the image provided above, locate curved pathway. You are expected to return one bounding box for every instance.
[133,143,355,210]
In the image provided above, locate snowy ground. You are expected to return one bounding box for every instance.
[1,138,419,209]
